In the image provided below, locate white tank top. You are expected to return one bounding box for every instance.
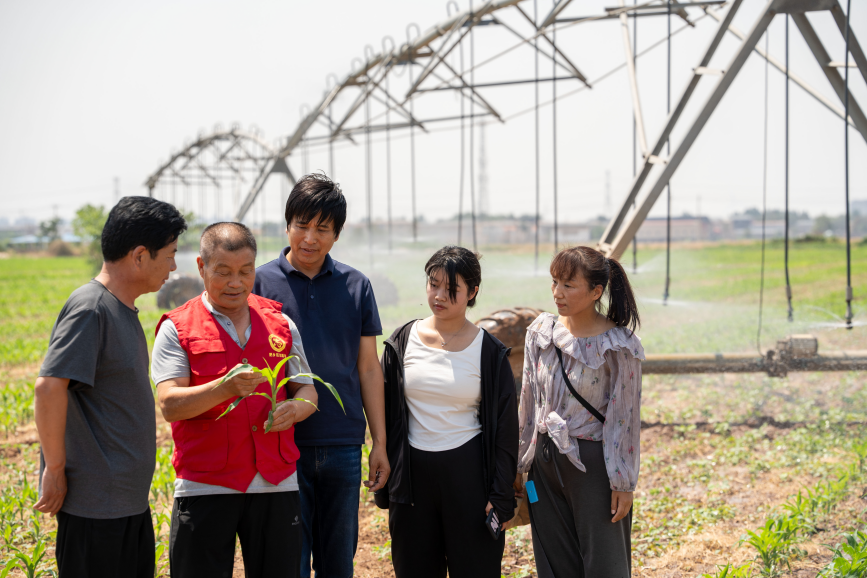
[403,321,484,452]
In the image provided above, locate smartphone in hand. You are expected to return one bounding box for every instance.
[485,508,501,540]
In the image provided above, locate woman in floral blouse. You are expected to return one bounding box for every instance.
[517,246,643,578]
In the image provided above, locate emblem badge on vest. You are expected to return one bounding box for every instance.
[269,334,286,352]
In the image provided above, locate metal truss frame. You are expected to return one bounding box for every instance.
[143,0,865,235]
[600,0,867,259]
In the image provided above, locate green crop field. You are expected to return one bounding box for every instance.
[0,240,865,577]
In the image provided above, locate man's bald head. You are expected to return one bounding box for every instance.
[200,222,257,265]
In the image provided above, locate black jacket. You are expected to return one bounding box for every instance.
[374,320,519,522]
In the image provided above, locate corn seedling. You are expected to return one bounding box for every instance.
[150,445,175,503]
[852,439,867,475]
[819,529,867,578]
[742,515,805,577]
[700,563,753,578]
[154,541,169,578]
[1,523,19,548]
[10,539,48,578]
[213,358,343,433]
[372,539,392,561]
[152,510,172,543]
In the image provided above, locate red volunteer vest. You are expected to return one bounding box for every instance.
[156,293,299,491]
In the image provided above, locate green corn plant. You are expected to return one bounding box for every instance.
[782,490,819,534]
[150,445,175,504]
[819,530,867,578]
[10,539,48,578]
[154,541,169,578]
[372,539,392,561]
[24,515,43,543]
[152,509,172,543]
[1,522,19,547]
[213,357,344,433]
[852,439,867,475]
[742,515,804,577]
[700,563,753,578]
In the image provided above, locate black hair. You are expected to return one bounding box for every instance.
[200,222,257,265]
[424,246,482,308]
[550,246,640,332]
[101,196,187,262]
[285,172,347,235]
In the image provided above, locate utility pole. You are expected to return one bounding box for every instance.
[114,177,120,203]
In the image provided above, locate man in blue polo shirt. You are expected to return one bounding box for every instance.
[253,173,390,578]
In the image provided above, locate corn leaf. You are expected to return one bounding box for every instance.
[276,376,293,393]
[216,396,246,419]
[1,559,18,578]
[211,364,260,390]
[216,391,272,420]
[290,374,345,414]
[260,358,274,382]
[288,397,319,411]
[272,355,293,380]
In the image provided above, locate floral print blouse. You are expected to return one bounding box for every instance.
[517,312,645,492]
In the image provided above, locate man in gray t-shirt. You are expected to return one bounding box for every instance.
[35,196,186,578]
[40,280,156,517]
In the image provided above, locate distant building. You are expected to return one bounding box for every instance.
[635,216,713,242]
[852,199,867,216]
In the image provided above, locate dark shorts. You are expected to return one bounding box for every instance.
[56,507,154,578]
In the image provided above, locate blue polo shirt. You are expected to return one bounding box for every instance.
[252,248,382,446]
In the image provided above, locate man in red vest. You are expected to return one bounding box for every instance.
[152,222,317,578]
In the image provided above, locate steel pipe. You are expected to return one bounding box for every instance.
[643,351,867,375]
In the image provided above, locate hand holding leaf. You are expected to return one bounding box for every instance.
[213,363,263,397]
[213,357,343,433]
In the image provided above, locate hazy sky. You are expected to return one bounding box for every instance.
[1,0,865,226]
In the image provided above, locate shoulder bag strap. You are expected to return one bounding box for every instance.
[552,320,606,424]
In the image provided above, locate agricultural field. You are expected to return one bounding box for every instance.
[0,237,865,577]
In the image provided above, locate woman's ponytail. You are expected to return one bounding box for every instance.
[605,257,640,333]
[550,246,641,333]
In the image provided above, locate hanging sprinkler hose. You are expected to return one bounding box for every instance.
[843,0,853,330]
[846,287,854,330]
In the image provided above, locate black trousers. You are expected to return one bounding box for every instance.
[528,438,633,578]
[56,507,154,578]
[170,491,301,578]
[388,435,505,578]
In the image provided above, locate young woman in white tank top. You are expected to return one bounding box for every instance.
[376,246,518,578]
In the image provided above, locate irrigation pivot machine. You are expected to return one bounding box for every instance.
[145,0,866,375]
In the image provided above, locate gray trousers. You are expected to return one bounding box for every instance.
[528,437,632,578]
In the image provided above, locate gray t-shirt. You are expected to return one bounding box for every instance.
[151,293,313,496]
[39,280,155,519]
